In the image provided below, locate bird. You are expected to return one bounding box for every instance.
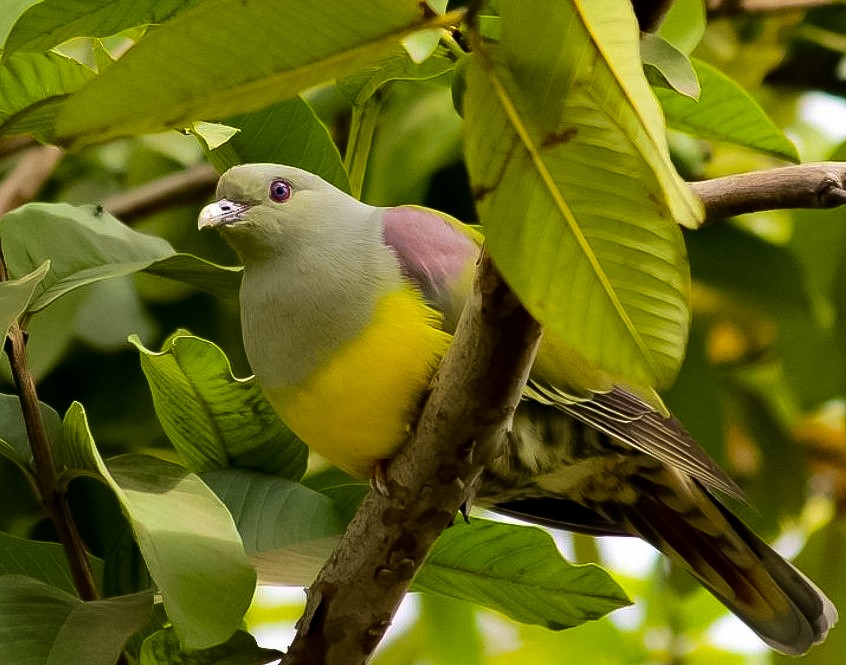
[198,162,837,655]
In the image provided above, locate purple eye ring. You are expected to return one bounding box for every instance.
[269,179,292,203]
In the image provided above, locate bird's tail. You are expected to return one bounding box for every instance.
[496,471,837,655]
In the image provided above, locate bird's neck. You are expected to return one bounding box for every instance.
[239,225,401,389]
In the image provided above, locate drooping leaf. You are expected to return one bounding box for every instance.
[0,51,96,139]
[54,0,460,148]
[0,203,240,312]
[464,0,698,389]
[140,627,282,665]
[656,58,799,162]
[415,520,630,630]
[2,0,205,57]
[202,469,343,553]
[207,96,349,193]
[191,121,240,151]
[0,531,104,595]
[399,0,448,64]
[641,33,699,99]
[0,576,152,665]
[0,393,63,470]
[0,261,50,340]
[131,333,308,479]
[60,403,256,649]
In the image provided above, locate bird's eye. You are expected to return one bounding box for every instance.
[269,179,292,203]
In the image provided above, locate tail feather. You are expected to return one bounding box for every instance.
[608,477,836,655]
[494,471,837,655]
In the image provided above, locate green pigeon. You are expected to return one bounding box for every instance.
[199,162,837,655]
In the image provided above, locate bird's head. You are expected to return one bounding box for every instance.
[198,163,363,261]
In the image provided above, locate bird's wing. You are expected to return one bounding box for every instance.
[525,380,746,501]
[381,205,481,332]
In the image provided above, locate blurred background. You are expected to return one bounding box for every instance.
[2,0,846,663]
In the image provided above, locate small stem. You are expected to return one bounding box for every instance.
[344,95,383,201]
[440,28,467,59]
[0,246,99,602]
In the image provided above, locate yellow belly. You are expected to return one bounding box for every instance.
[266,288,452,477]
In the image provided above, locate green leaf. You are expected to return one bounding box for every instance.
[686,223,812,317]
[2,0,205,57]
[414,520,631,630]
[657,0,705,54]
[641,33,699,99]
[206,96,350,193]
[60,403,256,649]
[338,48,454,107]
[131,333,308,479]
[140,627,282,665]
[0,261,50,339]
[233,493,630,633]
[191,121,240,151]
[464,0,697,389]
[399,0,447,64]
[0,51,96,139]
[0,393,63,470]
[0,203,240,312]
[0,0,39,46]
[656,59,799,162]
[202,469,343,553]
[0,576,152,665]
[0,531,104,595]
[54,0,458,148]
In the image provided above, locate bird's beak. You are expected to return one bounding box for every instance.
[198,199,253,229]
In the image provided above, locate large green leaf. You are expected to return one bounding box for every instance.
[207,96,350,193]
[415,520,630,630]
[60,403,256,649]
[54,0,460,148]
[0,532,104,595]
[2,0,204,57]
[0,203,240,312]
[202,469,343,553]
[464,0,698,389]
[131,333,308,479]
[0,51,96,138]
[656,59,799,162]
[0,575,152,665]
[235,484,630,632]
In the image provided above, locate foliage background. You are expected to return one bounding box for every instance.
[1,0,846,663]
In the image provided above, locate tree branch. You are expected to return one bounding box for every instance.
[0,145,62,215]
[707,0,837,14]
[283,250,542,665]
[102,162,218,222]
[690,162,846,222]
[0,145,100,602]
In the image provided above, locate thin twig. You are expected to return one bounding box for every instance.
[690,162,846,222]
[0,136,36,159]
[707,0,837,14]
[102,162,218,222]
[0,145,100,601]
[283,250,542,665]
[0,145,62,215]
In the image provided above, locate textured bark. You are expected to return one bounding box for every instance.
[691,162,846,222]
[282,250,542,665]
